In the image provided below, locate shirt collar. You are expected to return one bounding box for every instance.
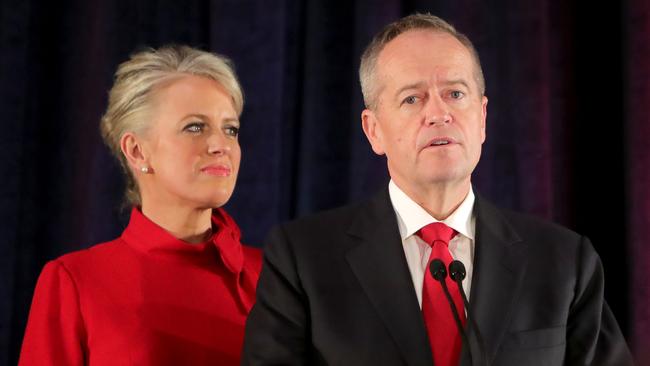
[121,207,244,273]
[388,180,476,241]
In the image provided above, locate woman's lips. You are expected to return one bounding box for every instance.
[200,165,231,176]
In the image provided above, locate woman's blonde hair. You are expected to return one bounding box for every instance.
[100,45,244,207]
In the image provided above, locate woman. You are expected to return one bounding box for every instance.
[19,45,261,365]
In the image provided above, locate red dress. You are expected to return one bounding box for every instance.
[19,207,262,365]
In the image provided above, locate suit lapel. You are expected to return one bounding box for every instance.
[345,189,432,366]
[459,196,529,366]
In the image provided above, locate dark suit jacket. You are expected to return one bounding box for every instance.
[242,190,633,365]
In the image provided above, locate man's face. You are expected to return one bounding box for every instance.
[362,30,487,196]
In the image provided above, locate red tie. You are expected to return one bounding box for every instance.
[417,222,465,366]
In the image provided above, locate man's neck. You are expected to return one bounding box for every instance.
[393,179,471,220]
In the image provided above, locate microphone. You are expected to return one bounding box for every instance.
[429,259,472,366]
[449,260,487,366]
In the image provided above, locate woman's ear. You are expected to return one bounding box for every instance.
[120,132,149,174]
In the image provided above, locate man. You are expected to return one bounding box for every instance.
[243,14,633,366]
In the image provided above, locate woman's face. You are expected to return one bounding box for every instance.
[139,75,241,210]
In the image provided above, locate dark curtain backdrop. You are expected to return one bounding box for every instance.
[1,0,648,364]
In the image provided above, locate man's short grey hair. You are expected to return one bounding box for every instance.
[359,13,485,109]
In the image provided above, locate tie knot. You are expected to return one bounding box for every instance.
[417,222,457,247]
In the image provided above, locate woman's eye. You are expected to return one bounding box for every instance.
[224,125,240,137]
[183,122,205,133]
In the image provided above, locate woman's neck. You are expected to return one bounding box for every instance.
[141,200,213,244]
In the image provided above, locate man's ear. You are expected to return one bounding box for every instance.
[480,96,488,143]
[120,132,148,173]
[361,109,386,155]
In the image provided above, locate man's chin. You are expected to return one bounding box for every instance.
[422,172,467,185]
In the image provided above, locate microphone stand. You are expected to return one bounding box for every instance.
[449,260,488,366]
[430,259,473,366]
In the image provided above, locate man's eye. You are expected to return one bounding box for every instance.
[450,91,465,99]
[183,122,205,133]
[224,125,240,137]
[403,96,418,105]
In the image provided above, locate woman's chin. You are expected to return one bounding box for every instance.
[200,191,235,209]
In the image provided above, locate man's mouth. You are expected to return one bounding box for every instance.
[430,139,450,146]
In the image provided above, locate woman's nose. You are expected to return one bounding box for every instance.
[206,132,231,155]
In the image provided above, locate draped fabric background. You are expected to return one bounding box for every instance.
[627,0,650,363]
[0,0,647,363]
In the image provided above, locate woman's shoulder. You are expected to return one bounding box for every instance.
[50,237,129,275]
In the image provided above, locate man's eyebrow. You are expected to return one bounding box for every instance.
[443,79,470,89]
[393,79,471,98]
[394,82,427,98]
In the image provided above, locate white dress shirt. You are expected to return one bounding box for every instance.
[388,180,476,309]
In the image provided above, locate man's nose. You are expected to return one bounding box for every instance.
[424,94,451,125]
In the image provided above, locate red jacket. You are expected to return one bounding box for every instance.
[20,207,261,365]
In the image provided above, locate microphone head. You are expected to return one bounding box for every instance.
[449,260,466,281]
[429,259,447,281]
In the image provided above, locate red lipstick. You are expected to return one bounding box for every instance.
[200,165,231,176]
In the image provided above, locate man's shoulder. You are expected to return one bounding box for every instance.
[263,190,394,252]
[260,200,373,266]
[279,200,368,236]
[500,206,581,241]
[476,197,600,274]
[477,196,586,248]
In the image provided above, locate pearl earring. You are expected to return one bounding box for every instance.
[140,166,150,173]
